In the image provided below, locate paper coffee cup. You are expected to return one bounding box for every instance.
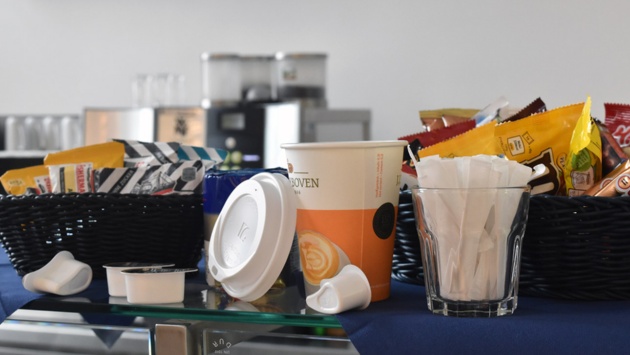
[281,140,406,302]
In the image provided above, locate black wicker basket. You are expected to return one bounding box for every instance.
[0,193,205,279]
[392,191,630,300]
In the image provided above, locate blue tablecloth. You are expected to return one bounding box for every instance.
[2,248,630,355]
[336,281,630,355]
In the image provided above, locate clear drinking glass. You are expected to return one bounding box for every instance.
[411,186,531,317]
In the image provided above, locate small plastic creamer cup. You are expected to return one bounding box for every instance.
[306,264,371,314]
[281,140,407,302]
[22,251,92,296]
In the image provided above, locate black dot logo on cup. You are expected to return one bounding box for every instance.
[373,202,395,240]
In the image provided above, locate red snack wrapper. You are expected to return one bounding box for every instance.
[399,120,477,177]
[597,121,628,176]
[604,103,630,146]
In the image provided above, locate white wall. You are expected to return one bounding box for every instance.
[2,0,629,140]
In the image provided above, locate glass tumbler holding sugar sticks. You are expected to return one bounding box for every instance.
[411,186,531,317]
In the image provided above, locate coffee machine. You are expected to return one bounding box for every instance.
[83,52,371,169]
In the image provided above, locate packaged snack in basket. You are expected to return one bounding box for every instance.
[114,139,227,168]
[597,120,627,177]
[419,108,478,131]
[400,120,476,178]
[44,142,125,169]
[583,160,630,196]
[48,163,93,193]
[0,165,52,195]
[417,121,499,159]
[177,144,228,164]
[495,102,584,196]
[470,96,509,125]
[501,97,547,123]
[114,139,180,167]
[563,97,602,196]
[93,159,216,195]
[604,103,630,146]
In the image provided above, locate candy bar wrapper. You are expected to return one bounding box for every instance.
[419,108,478,131]
[49,163,93,193]
[597,121,628,176]
[399,120,476,184]
[44,142,125,169]
[113,139,180,167]
[604,103,630,147]
[417,120,499,159]
[0,165,52,195]
[92,160,217,195]
[177,144,228,164]
[501,97,547,123]
[495,102,584,196]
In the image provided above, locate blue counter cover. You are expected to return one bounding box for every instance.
[336,280,630,354]
[2,247,630,354]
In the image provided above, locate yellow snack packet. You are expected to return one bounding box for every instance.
[0,165,52,195]
[44,142,125,169]
[417,121,499,158]
[564,97,602,196]
[495,102,584,196]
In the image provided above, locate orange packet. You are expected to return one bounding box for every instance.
[0,165,52,195]
[44,142,125,169]
[417,121,499,159]
[495,102,584,196]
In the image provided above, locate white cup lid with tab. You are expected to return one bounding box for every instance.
[207,172,297,302]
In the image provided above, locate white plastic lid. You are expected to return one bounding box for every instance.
[207,172,297,302]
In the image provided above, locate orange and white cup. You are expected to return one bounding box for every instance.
[281,140,407,302]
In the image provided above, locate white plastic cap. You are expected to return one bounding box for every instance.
[306,264,371,314]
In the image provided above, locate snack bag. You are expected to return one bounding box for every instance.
[564,97,602,196]
[470,96,509,125]
[417,121,499,159]
[419,108,478,131]
[93,160,216,195]
[177,144,228,164]
[44,142,125,169]
[400,120,476,178]
[604,103,630,146]
[597,121,628,176]
[502,97,547,123]
[583,160,630,196]
[495,102,584,196]
[0,165,52,195]
[114,139,180,167]
[48,163,93,193]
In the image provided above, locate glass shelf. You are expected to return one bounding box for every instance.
[20,279,341,329]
